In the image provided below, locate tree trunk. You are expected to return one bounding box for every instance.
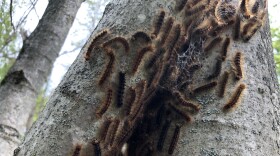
[0,0,84,155]
[17,0,280,155]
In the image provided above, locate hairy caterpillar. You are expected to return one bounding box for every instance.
[240,0,250,19]
[242,21,262,42]
[221,37,230,61]
[152,10,165,39]
[233,15,241,40]
[223,84,246,111]
[219,71,229,98]
[168,103,192,122]
[160,17,174,45]
[146,47,165,68]
[96,89,113,118]
[117,72,126,108]
[131,31,152,43]
[124,87,136,115]
[72,144,82,156]
[209,20,235,36]
[168,124,181,154]
[128,80,147,121]
[84,29,108,60]
[215,3,236,22]
[102,37,130,53]
[132,46,154,74]
[233,52,243,80]
[174,91,201,112]
[98,49,115,85]
[204,37,223,52]
[92,140,101,156]
[192,81,218,94]
[98,117,112,141]
[251,1,259,14]
[185,4,206,16]
[176,0,188,12]
[104,119,120,148]
[207,58,222,80]
[166,24,181,53]
[157,119,171,151]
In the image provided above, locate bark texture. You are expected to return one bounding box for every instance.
[0,0,84,155]
[17,0,280,155]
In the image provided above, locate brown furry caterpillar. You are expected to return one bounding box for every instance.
[240,0,250,19]
[96,89,113,118]
[84,29,108,60]
[132,46,154,74]
[128,80,147,120]
[168,124,181,154]
[241,21,262,42]
[157,119,171,151]
[204,37,223,52]
[207,58,222,80]
[168,103,192,122]
[223,84,246,111]
[176,0,188,12]
[233,52,243,80]
[102,37,130,53]
[92,140,101,156]
[174,91,201,112]
[209,20,235,36]
[215,3,236,22]
[219,71,229,98]
[233,15,241,40]
[72,144,82,156]
[221,37,230,61]
[185,4,206,16]
[124,87,136,115]
[146,47,165,68]
[98,117,112,142]
[131,31,152,43]
[160,17,174,45]
[166,24,181,50]
[117,72,126,108]
[98,49,115,85]
[251,1,260,14]
[104,118,120,148]
[152,10,165,39]
[192,81,218,94]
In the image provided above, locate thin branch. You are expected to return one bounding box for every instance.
[29,0,39,19]
[9,0,15,31]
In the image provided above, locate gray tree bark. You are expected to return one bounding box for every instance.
[0,0,84,155]
[17,0,280,155]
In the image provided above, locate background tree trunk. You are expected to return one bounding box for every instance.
[17,0,280,155]
[0,0,84,155]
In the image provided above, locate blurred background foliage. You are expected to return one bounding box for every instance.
[0,0,279,122]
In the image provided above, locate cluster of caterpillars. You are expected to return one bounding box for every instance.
[70,0,266,155]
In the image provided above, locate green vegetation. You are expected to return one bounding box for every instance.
[271,27,280,82]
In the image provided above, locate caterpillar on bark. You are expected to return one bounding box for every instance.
[173,91,201,112]
[223,84,246,111]
[219,71,229,98]
[117,72,126,108]
[233,52,243,80]
[131,31,152,43]
[204,37,223,52]
[72,144,82,156]
[168,124,181,154]
[221,37,230,61]
[95,89,113,118]
[160,17,174,45]
[168,103,192,122]
[192,81,218,94]
[207,58,222,80]
[84,29,108,60]
[152,10,165,39]
[98,49,115,85]
[98,117,112,141]
[102,37,130,53]
[157,119,171,151]
[91,140,101,156]
[104,119,120,148]
[132,46,154,74]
